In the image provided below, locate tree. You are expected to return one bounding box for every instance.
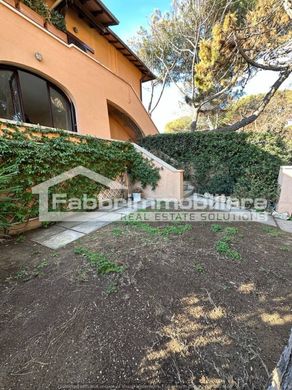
[165,90,292,134]
[223,90,292,132]
[131,0,291,131]
[165,116,192,133]
[130,0,255,122]
[196,0,292,131]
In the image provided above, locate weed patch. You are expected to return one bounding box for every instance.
[214,226,241,261]
[194,262,205,273]
[262,226,281,237]
[280,245,290,252]
[74,247,124,275]
[112,228,123,237]
[10,260,49,282]
[105,281,118,295]
[211,224,223,233]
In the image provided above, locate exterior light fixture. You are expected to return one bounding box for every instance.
[35,52,43,62]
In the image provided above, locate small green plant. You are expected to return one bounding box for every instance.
[74,247,124,275]
[194,262,205,273]
[105,281,118,295]
[215,225,241,261]
[224,227,238,236]
[280,245,290,252]
[15,267,30,281]
[160,224,192,236]
[226,249,241,261]
[262,226,281,237]
[211,224,223,233]
[112,228,123,237]
[216,240,241,261]
[33,259,48,276]
[16,234,25,243]
[216,240,230,254]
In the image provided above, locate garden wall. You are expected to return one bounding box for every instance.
[140,131,292,204]
[0,122,160,230]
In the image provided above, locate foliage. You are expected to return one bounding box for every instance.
[50,10,66,32]
[22,0,66,31]
[0,123,160,225]
[23,0,50,19]
[214,226,241,261]
[194,262,205,273]
[211,224,223,233]
[0,165,19,231]
[74,247,124,275]
[132,0,291,131]
[165,116,192,133]
[194,0,291,131]
[130,0,254,118]
[140,130,292,202]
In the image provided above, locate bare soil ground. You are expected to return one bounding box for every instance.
[0,221,292,389]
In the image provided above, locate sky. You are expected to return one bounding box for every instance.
[104,0,292,132]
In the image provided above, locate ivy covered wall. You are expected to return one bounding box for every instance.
[140,131,292,203]
[0,123,160,226]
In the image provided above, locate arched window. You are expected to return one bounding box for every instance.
[0,66,76,132]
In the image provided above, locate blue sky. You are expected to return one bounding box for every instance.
[104,0,171,40]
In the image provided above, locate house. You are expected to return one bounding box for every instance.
[0,0,159,141]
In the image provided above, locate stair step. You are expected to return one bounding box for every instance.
[184,189,194,198]
[184,181,194,191]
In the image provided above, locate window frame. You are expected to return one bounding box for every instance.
[0,65,77,132]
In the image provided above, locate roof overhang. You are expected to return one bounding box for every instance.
[56,0,156,81]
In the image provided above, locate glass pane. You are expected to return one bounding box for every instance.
[18,71,52,127]
[0,69,21,121]
[50,87,72,131]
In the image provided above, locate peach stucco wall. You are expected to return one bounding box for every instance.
[132,144,184,201]
[277,166,292,215]
[0,1,158,139]
[65,9,142,97]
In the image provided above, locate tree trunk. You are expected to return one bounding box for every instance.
[190,106,200,132]
[267,328,292,390]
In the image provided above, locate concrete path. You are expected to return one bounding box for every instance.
[30,201,154,249]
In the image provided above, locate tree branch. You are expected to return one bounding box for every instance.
[214,69,291,132]
[235,37,291,72]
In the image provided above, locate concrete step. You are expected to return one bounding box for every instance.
[184,189,194,198]
[184,181,194,190]
[183,181,194,197]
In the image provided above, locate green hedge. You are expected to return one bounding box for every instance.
[140,131,292,203]
[0,124,160,225]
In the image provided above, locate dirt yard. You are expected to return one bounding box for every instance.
[0,220,292,389]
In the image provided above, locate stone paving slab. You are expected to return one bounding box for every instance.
[70,220,111,234]
[276,220,292,233]
[39,229,85,250]
[29,225,67,243]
